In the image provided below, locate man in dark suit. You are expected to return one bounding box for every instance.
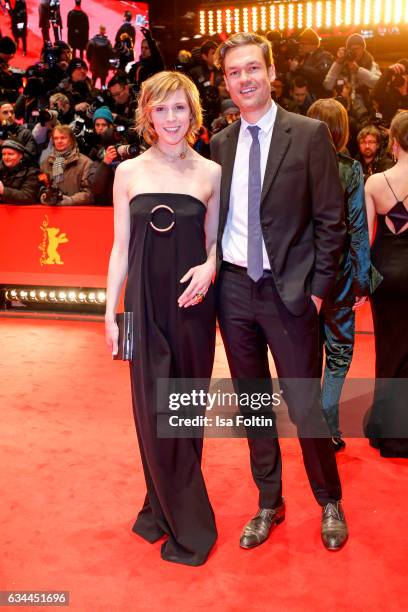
[211,32,348,551]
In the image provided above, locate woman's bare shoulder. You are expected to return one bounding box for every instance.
[365,172,385,191]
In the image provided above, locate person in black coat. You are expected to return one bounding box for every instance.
[86,26,115,88]
[8,0,28,55]
[115,10,135,46]
[0,37,20,102]
[67,0,89,59]
[0,139,40,203]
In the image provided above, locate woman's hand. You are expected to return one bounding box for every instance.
[105,316,119,356]
[178,261,215,308]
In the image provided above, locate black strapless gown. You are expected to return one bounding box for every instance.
[365,215,408,457]
[124,193,217,565]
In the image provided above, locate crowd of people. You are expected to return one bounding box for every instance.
[0,19,407,206]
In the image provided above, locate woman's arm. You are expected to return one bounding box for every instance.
[364,175,377,245]
[178,162,221,308]
[105,162,131,354]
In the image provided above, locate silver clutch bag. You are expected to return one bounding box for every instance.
[114,312,134,361]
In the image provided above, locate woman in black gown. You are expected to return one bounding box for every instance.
[364,111,408,458]
[105,71,221,564]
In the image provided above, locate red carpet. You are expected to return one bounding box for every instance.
[0,0,148,72]
[1,311,408,611]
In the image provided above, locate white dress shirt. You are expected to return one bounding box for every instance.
[222,101,277,269]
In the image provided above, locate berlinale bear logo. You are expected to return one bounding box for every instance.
[39,215,69,266]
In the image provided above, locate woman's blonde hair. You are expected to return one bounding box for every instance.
[135,71,202,145]
[307,98,349,152]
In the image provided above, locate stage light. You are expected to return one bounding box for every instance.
[384,0,392,23]
[97,291,106,304]
[208,10,214,35]
[68,291,77,302]
[278,3,285,30]
[58,291,67,301]
[363,0,371,24]
[297,3,304,28]
[269,4,276,30]
[325,1,333,27]
[29,290,36,299]
[225,8,232,33]
[88,292,96,302]
[335,0,343,25]
[374,0,382,24]
[10,289,17,298]
[39,291,47,299]
[288,3,295,30]
[354,0,361,25]
[252,6,258,31]
[234,8,240,32]
[260,5,267,31]
[345,0,352,25]
[394,0,403,22]
[216,9,222,33]
[315,1,323,28]
[20,290,28,298]
[405,0,408,24]
[193,34,202,39]
[242,7,249,32]
[49,291,56,300]
[78,292,86,301]
[199,10,205,36]
[306,2,313,28]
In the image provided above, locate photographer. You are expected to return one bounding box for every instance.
[371,59,408,126]
[107,72,138,129]
[31,93,74,159]
[355,125,393,181]
[0,139,40,204]
[55,58,97,108]
[324,34,381,120]
[84,105,114,161]
[127,27,164,90]
[40,124,93,205]
[0,36,20,103]
[288,28,333,99]
[189,39,222,129]
[0,101,38,159]
[289,76,315,115]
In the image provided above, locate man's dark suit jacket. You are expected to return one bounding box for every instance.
[210,105,346,316]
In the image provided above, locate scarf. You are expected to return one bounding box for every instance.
[51,147,73,185]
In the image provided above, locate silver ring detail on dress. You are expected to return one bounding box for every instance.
[149,204,175,233]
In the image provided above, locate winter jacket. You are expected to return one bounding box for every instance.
[0,160,40,204]
[41,146,93,205]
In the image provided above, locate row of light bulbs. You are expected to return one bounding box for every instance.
[199,0,408,34]
[5,288,106,304]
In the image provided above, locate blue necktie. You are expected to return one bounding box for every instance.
[247,125,263,282]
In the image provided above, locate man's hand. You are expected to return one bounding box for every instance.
[103,145,118,165]
[389,63,406,74]
[75,102,89,113]
[311,295,323,313]
[288,58,300,72]
[0,180,4,195]
[61,195,73,205]
[353,296,367,310]
[336,47,346,62]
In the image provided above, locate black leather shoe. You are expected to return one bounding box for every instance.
[240,502,285,549]
[321,501,348,551]
[331,437,346,452]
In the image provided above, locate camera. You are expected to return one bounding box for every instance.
[42,185,64,205]
[31,108,59,126]
[86,95,106,120]
[345,48,357,62]
[0,123,9,141]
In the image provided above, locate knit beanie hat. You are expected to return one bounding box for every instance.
[67,58,88,76]
[346,33,366,50]
[93,106,114,124]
